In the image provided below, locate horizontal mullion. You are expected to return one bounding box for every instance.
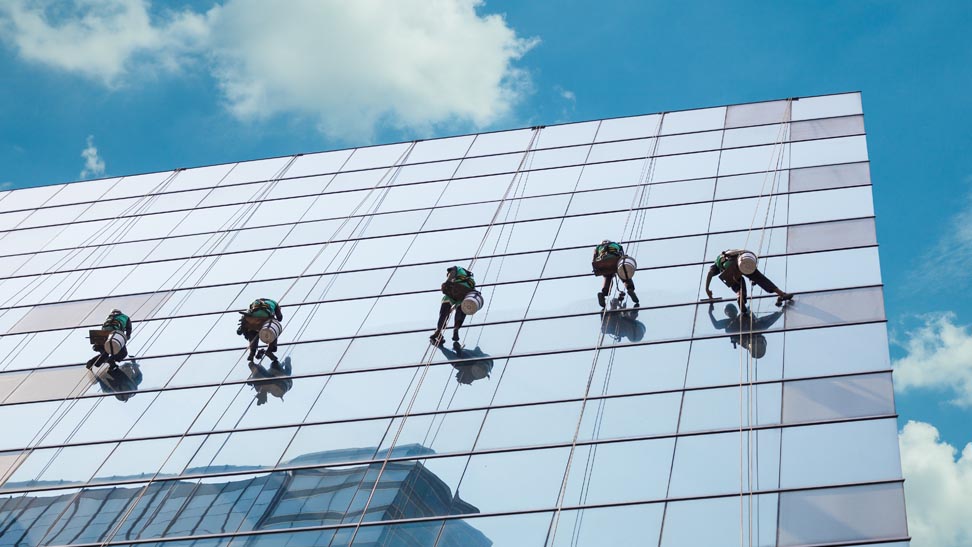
[0,171,867,270]
[26,477,904,547]
[0,313,889,414]
[0,243,878,337]
[0,110,864,218]
[0,413,897,495]
[0,136,863,238]
[0,213,876,316]
[1,284,886,375]
[2,367,894,453]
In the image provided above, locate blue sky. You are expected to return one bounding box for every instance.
[1,1,971,543]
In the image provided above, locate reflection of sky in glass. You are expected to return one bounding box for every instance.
[0,93,907,546]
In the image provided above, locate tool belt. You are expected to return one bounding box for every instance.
[442,281,473,301]
[88,329,112,345]
[242,315,266,332]
[592,255,621,276]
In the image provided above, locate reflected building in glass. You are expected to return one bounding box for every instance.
[0,92,908,546]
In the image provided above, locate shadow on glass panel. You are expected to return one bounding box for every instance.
[436,345,494,385]
[247,356,294,406]
[708,302,782,359]
[91,361,143,402]
[600,297,646,343]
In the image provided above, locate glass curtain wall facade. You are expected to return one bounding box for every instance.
[0,92,908,546]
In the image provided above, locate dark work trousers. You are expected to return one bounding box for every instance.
[244,330,278,361]
[87,346,128,369]
[600,274,636,296]
[437,302,467,341]
[727,269,781,306]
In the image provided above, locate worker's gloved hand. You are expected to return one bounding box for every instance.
[236,326,244,335]
[706,289,714,299]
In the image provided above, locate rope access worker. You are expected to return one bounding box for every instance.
[705,249,792,315]
[237,298,284,364]
[592,240,639,308]
[85,309,133,370]
[430,266,475,349]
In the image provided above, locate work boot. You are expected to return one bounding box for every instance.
[429,332,444,346]
[597,292,606,308]
[775,293,794,307]
[629,290,640,305]
[85,355,99,370]
[452,340,463,353]
[256,349,266,360]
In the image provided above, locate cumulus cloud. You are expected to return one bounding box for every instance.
[80,135,105,179]
[0,0,537,139]
[893,312,972,406]
[899,420,972,547]
[0,0,207,85]
[204,0,537,139]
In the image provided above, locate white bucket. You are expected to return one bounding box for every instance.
[617,256,637,281]
[460,290,484,315]
[104,331,127,356]
[259,319,283,344]
[737,251,758,275]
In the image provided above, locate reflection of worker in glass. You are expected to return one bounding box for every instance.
[247,356,293,405]
[94,361,143,402]
[437,345,493,385]
[600,297,646,342]
[708,302,783,359]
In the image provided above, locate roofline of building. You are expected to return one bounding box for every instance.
[4,90,863,192]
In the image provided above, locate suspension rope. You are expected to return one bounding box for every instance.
[90,145,428,546]
[343,129,544,547]
[737,100,792,547]
[543,116,665,547]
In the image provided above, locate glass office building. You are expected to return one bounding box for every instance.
[0,92,908,546]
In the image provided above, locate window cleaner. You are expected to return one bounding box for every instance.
[237,298,284,364]
[430,265,480,350]
[592,240,639,308]
[704,249,793,314]
[86,309,133,370]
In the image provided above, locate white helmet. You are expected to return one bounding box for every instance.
[737,251,758,275]
[110,308,122,315]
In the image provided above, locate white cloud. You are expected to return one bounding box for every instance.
[80,135,105,179]
[0,0,207,86]
[917,183,972,291]
[900,420,972,547]
[893,312,972,406]
[203,0,538,140]
[0,0,537,139]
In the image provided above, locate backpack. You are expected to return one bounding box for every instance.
[248,299,278,318]
[103,313,130,332]
[442,267,475,301]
